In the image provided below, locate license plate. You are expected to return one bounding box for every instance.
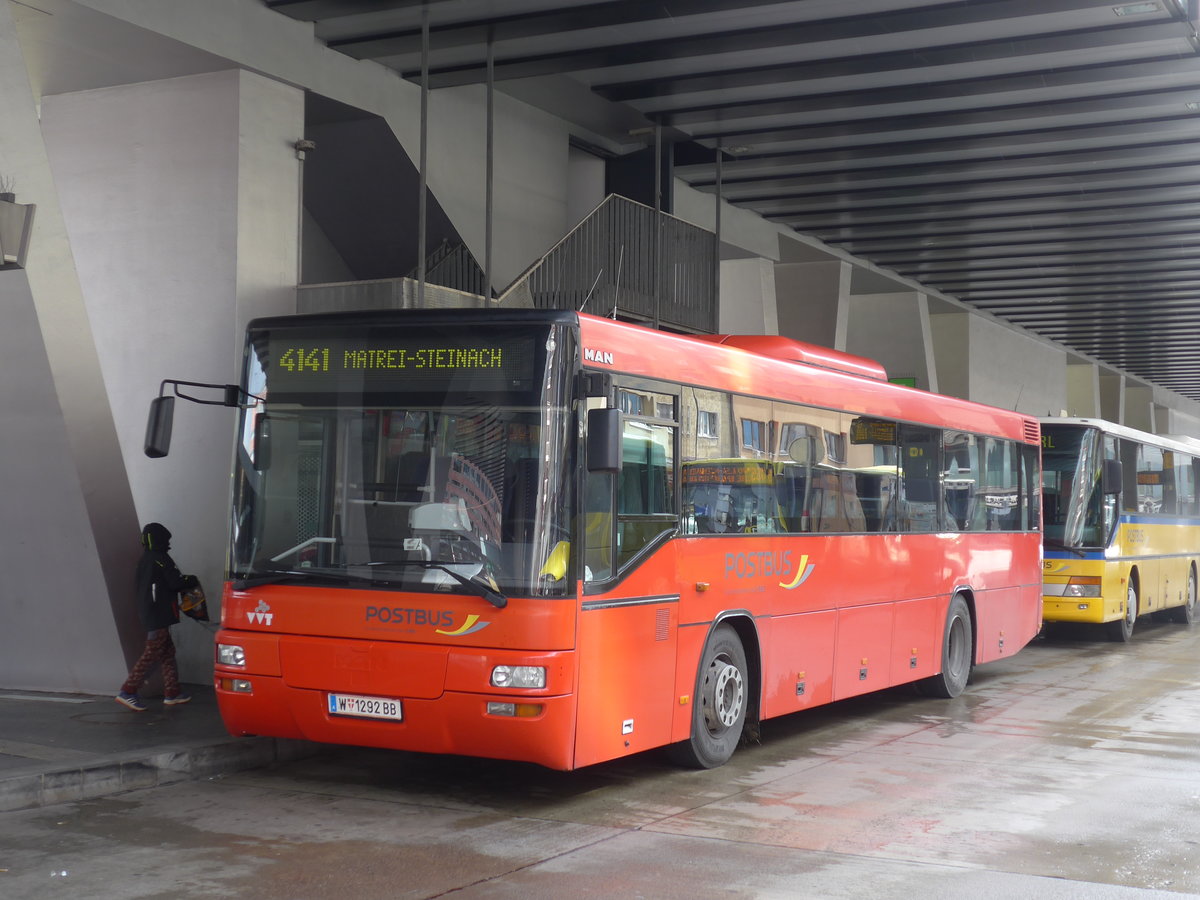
[327,693,403,721]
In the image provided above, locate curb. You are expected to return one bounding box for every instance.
[0,737,316,813]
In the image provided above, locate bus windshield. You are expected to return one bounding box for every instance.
[1041,424,1112,549]
[229,320,575,598]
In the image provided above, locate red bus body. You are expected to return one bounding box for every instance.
[214,312,1043,770]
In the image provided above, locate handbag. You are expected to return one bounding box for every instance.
[180,581,210,621]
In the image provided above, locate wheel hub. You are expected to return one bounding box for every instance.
[704,660,744,730]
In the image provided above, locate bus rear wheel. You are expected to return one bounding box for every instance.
[670,624,748,769]
[918,594,973,699]
[1168,568,1196,625]
[1107,582,1138,642]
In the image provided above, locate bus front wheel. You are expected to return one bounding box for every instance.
[1107,581,1138,642]
[918,594,973,699]
[670,625,748,769]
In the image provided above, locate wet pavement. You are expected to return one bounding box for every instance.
[1,618,1200,898]
[0,685,312,812]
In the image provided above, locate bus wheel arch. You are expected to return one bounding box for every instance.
[669,614,759,768]
[1169,564,1196,626]
[1107,570,1139,642]
[917,592,975,699]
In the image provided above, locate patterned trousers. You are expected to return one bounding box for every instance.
[120,628,180,697]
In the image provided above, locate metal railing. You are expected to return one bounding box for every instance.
[296,195,717,333]
[408,238,489,298]
[499,194,717,333]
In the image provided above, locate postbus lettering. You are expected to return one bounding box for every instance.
[724,551,794,580]
[365,606,455,628]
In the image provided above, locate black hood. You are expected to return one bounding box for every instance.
[141,522,171,551]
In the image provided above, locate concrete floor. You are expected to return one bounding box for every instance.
[2,618,1199,899]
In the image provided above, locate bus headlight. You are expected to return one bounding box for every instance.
[491,665,546,689]
[1064,577,1102,598]
[217,644,246,667]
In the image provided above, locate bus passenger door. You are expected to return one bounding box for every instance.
[575,398,680,768]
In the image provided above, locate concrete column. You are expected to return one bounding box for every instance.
[1099,373,1124,423]
[0,4,141,691]
[36,69,303,686]
[0,271,129,691]
[963,316,1066,415]
[844,291,936,391]
[1066,363,1100,418]
[775,260,846,348]
[720,257,778,334]
[1125,385,1154,432]
[929,311,970,400]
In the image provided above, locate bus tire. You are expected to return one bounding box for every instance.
[1168,567,1196,625]
[918,594,973,699]
[1107,581,1138,642]
[670,624,748,769]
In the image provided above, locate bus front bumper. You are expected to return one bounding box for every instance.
[214,672,578,770]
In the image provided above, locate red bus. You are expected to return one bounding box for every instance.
[192,309,1042,769]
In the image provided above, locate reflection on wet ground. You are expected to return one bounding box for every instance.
[2,618,1199,898]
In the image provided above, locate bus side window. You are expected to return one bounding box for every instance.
[776,467,809,532]
[898,425,940,532]
[584,472,614,583]
[1021,444,1040,531]
[1180,457,1198,516]
[616,420,677,569]
[982,438,1020,531]
[1119,439,1139,512]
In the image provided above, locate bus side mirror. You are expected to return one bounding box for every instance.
[586,407,621,473]
[1102,458,1122,495]
[144,396,175,458]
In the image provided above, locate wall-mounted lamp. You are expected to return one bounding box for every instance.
[294,139,316,160]
[0,196,35,269]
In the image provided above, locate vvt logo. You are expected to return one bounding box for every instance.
[247,600,274,626]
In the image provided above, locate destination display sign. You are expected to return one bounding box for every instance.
[849,417,897,445]
[683,462,774,485]
[262,328,540,395]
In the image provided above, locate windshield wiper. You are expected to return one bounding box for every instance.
[232,567,405,590]
[233,562,508,608]
[367,560,508,609]
[233,568,335,589]
[1043,537,1087,558]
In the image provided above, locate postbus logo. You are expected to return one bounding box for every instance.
[780,554,816,590]
[584,348,614,366]
[364,605,491,636]
[724,551,816,590]
[436,614,491,637]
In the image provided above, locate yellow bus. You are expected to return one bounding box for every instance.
[1040,418,1200,640]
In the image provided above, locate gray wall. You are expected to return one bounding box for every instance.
[36,69,303,684]
[0,272,128,689]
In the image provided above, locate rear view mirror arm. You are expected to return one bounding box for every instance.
[143,379,264,459]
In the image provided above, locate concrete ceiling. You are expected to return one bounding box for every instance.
[266,0,1200,402]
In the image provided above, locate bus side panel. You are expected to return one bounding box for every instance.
[573,600,679,769]
[761,610,835,719]
[972,585,1033,664]
[574,543,681,768]
[833,602,895,701]
[891,596,941,683]
[1133,518,1196,614]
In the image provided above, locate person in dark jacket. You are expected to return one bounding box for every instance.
[115,523,195,711]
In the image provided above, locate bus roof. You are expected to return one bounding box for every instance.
[239,308,1038,446]
[1040,417,1200,456]
[580,313,1039,445]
